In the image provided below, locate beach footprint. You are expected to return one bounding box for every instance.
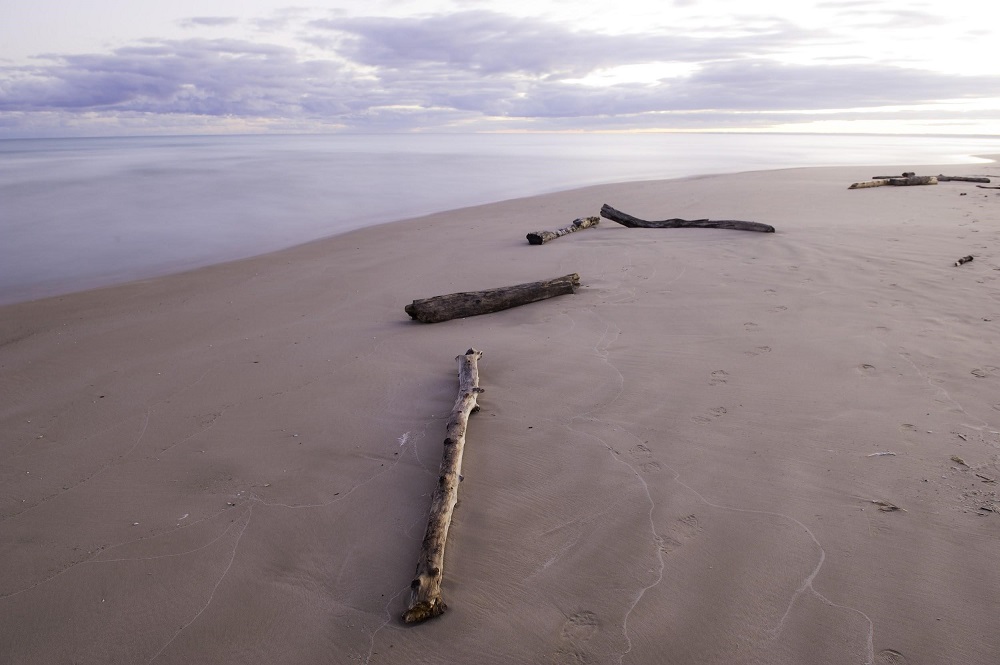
[639,460,663,474]
[552,611,600,664]
[659,514,702,554]
[709,370,729,386]
[876,648,908,664]
[627,442,662,473]
[691,407,727,424]
[629,443,653,460]
[744,346,771,357]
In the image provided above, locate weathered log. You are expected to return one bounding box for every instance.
[526,216,599,245]
[850,179,890,189]
[955,255,974,266]
[403,349,484,624]
[599,204,774,233]
[405,274,580,324]
[937,175,991,183]
[850,176,938,189]
[888,176,937,186]
[851,179,890,189]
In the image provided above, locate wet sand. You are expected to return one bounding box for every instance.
[2,160,999,664]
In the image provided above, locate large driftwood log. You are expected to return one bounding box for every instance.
[937,175,991,183]
[850,176,938,189]
[600,204,775,233]
[403,349,484,624]
[405,274,580,323]
[526,216,599,245]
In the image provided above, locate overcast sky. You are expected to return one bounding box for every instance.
[1,0,997,138]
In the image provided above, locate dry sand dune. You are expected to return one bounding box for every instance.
[1,160,999,664]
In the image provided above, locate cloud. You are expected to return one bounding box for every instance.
[816,1,939,29]
[1,39,356,117]
[179,17,241,28]
[1,8,998,137]
[312,10,821,78]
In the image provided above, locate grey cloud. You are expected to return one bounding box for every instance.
[1,9,997,136]
[657,59,1000,111]
[0,39,358,117]
[382,57,1000,120]
[179,17,240,28]
[311,10,821,77]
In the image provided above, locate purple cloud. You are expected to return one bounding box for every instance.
[179,17,240,28]
[1,9,997,136]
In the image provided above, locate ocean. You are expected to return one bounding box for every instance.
[2,132,999,305]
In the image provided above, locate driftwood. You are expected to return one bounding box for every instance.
[405,274,580,323]
[868,173,990,184]
[937,175,991,183]
[600,204,775,233]
[403,349,484,624]
[849,176,938,189]
[527,216,599,245]
[850,180,891,189]
[977,185,1000,190]
[871,172,916,179]
[955,255,974,266]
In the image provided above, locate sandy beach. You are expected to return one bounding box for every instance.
[2,160,999,664]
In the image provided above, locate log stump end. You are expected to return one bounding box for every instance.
[402,598,448,624]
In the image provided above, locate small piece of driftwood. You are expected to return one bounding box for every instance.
[405,274,580,323]
[600,204,775,233]
[955,255,974,266]
[977,185,1000,190]
[849,176,938,189]
[937,175,990,183]
[527,216,599,245]
[403,349,484,624]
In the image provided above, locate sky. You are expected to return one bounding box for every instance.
[0,0,998,138]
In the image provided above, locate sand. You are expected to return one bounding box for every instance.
[1,160,999,664]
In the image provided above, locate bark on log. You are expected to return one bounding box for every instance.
[405,274,580,323]
[526,216,600,245]
[402,349,484,624]
[937,175,991,183]
[850,176,938,189]
[599,204,775,233]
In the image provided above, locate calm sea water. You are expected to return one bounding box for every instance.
[2,132,999,305]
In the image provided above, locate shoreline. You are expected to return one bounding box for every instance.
[2,160,999,664]
[2,137,998,307]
